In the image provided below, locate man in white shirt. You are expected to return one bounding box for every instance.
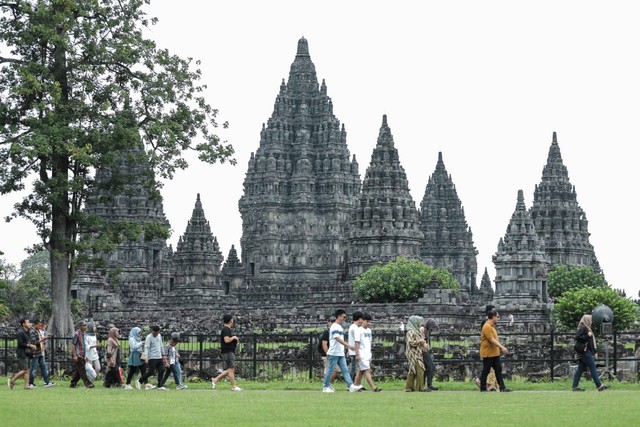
[354,312,381,391]
[322,309,363,393]
[348,311,364,381]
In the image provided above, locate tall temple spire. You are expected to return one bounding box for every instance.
[173,194,224,291]
[493,190,549,302]
[239,37,361,283]
[529,132,600,272]
[419,152,478,292]
[347,115,422,277]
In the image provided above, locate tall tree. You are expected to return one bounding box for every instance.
[0,0,234,336]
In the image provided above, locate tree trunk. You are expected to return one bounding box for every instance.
[49,246,73,337]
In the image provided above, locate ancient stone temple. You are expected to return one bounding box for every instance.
[529,132,600,272]
[493,190,549,302]
[71,138,172,304]
[171,194,224,293]
[419,152,478,292]
[478,267,494,299]
[347,115,423,277]
[238,37,361,283]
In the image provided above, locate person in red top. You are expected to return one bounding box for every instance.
[479,309,512,392]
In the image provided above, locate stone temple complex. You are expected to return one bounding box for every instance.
[71,38,600,331]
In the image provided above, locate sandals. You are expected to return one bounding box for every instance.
[373,387,382,392]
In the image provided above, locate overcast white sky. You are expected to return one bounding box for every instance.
[1,1,638,299]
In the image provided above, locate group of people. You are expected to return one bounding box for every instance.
[9,309,611,392]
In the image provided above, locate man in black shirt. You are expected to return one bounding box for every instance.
[211,314,242,391]
[8,318,37,390]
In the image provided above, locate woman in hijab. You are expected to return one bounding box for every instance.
[404,315,427,392]
[420,318,439,391]
[124,326,146,390]
[104,327,122,388]
[572,315,609,392]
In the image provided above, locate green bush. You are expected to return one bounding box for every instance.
[552,286,640,331]
[353,257,460,303]
[547,265,607,299]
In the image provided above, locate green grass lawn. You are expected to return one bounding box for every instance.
[1,377,638,426]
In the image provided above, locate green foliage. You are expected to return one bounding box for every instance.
[0,1,234,334]
[547,265,608,299]
[0,251,51,319]
[552,286,640,331]
[353,257,460,303]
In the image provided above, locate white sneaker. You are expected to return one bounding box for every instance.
[349,384,363,392]
[44,383,55,388]
[177,384,188,390]
[28,384,36,389]
[230,386,242,392]
[135,381,141,390]
[145,384,156,390]
[157,386,168,390]
[123,384,133,390]
[322,387,335,393]
[211,379,216,390]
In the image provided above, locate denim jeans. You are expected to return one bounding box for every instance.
[160,362,183,387]
[324,355,352,388]
[29,355,51,385]
[573,351,602,388]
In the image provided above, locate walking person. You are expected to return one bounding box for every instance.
[318,316,339,387]
[104,327,122,388]
[211,314,242,391]
[354,312,381,392]
[158,333,187,390]
[138,325,165,390]
[70,320,94,388]
[124,327,146,390]
[322,309,362,393]
[404,315,426,392]
[85,321,102,380]
[420,318,439,392]
[572,315,609,392]
[8,318,37,390]
[28,320,54,388]
[348,311,364,382]
[479,309,512,392]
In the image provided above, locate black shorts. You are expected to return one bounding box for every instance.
[17,356,31,371]
[222,352,236,370]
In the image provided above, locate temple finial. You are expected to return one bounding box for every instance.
[552,131,557,143]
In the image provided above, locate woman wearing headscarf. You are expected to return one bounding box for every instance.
[404,315,427,392]
[124,326,146,390]
[420,318,438,391]
[104,327,122,388]
[85,321,102,380]
[572,315,609,392]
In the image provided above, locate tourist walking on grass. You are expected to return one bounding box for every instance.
[354,312,381,392]
[420,318,439,392]
[404,315,426,392]
[85,321,102,380]
[8,318,37,390]
[211,314,242,391]
[572,315,609,392]
[70,320,94,388]
[138,325,165,390]
[124,327,146,390]
[159,333,187,390]
[318,316,339,385]
[104,327,122,388]
[479,309,511,392]
[28,320,54,388]
[322,309,362,393]
[348,311,364,382]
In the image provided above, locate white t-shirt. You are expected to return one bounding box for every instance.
[85,335,99,361]
[358,326,372,361]
[327,322,346,356]
[348,322,361,356]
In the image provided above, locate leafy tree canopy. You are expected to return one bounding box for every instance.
[0,0,234,335]
[547,265,608,300]
[353,257,461,303]
[552,286,639,331]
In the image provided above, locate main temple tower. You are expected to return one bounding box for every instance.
[238,38,361,283]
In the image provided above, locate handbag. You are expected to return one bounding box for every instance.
[574,341,587,354]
